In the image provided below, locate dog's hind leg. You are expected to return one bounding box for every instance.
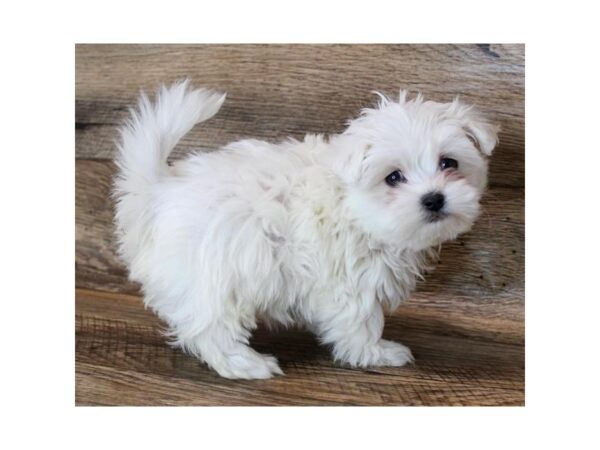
[183,320,284,380]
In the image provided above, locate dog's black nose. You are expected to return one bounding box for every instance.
[421,192,445,212]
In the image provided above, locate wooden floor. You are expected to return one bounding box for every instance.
[76,288,524,406]
[75,44,524,406]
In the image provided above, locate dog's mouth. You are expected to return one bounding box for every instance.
[424,211,449,223]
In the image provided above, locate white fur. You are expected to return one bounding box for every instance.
[114,80,498,379]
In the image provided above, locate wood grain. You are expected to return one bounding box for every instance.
[76,289,524,406]
[75,44,524,188]
[75,44,525,406]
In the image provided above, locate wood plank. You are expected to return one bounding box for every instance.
[75,160,524,316]
[75,44,524,188]
[75,289,524,406]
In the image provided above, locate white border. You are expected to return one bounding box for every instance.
[3,0,600,448]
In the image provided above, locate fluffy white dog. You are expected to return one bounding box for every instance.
[114,80,498,379]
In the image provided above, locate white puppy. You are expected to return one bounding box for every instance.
[114,80,497,379]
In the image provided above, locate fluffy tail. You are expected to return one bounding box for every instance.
[113,80,226,267]
[115,79,226,189]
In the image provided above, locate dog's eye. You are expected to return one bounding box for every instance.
[385,170,407,187]
[440,157,459,171]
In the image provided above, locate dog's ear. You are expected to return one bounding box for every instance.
[446,98,499,156]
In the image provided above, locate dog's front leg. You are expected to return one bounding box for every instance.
[314,297,414,368]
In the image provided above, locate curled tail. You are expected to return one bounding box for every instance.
[113,80,226,267]
[115,79,226,189]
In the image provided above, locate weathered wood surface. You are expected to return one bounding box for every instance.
[75,44,524,188]
[76,289,524,406]
[75,44,524,406]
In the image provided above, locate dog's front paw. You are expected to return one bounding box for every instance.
[370,339,415,367]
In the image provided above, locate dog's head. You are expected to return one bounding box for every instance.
[329,91,498,251]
